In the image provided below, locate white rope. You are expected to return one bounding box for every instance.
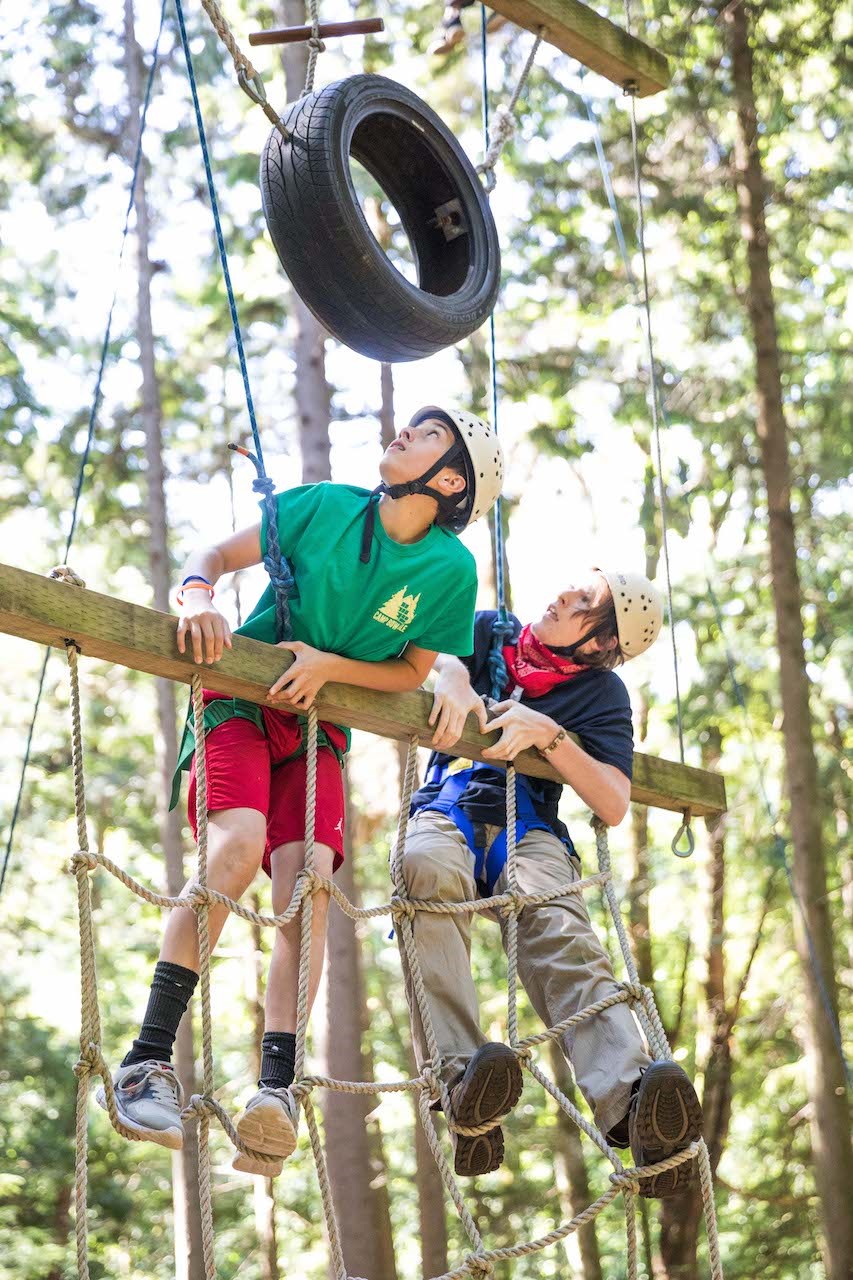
[302,0,325,95]
[477,30,543,192]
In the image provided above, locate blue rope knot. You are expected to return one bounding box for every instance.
[227,448,293,643]
[487,613,515,700]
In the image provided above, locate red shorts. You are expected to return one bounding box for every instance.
[187,702,346,875]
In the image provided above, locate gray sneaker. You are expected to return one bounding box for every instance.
[96,1060,184,1150]
[232,1151,284,1177]
[234,1086,298,1166]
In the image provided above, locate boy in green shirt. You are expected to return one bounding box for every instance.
[99,406,503,1174]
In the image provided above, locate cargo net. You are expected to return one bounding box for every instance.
[65,651,723,1280]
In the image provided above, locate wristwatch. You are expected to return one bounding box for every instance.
[539,727,567,757]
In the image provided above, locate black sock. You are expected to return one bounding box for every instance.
[122,961,199,1068]
[259,1032,297,1090]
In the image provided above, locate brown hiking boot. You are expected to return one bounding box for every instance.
[448,1042,523,1176]
[629,1061,704,1198]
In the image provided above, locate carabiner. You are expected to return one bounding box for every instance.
[237,67,291,140]
[237,65,268,106]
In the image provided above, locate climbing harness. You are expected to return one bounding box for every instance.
[424,759,571,896]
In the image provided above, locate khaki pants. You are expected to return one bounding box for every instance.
[400,809,652,1137]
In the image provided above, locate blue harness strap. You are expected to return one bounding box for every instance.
[424,761,568,895]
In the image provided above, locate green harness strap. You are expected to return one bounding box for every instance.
[169,696,344,811]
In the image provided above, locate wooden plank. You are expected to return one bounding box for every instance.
[488,0,669,97]
[0,563,725,816]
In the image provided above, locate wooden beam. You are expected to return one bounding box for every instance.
[488,0,669,97]
[0,564,725,817]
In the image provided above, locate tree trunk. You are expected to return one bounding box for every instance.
[548,1043,603,1280]
[628,765,654,989]
[826,711,853,981]
[628,480,659,992]
[413,1105,450,1279]
[123,5,204,1276]
[375,361,423,795]
[277,0,332,482]
[322,793,398,1279]
[488,496,515,613]
[659,731,731,1279]
[46,1182,73,1280]
[247,896,280,1280]
[724,8,853,1276]
[375,356,447,1270]
[379,363,395,449]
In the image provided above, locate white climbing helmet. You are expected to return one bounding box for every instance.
[595,568,664,659]
[409,405,504,529]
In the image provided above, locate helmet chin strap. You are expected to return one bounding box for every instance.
[360,442,466,564]
[377,441,462,505]
[549,620,611,659]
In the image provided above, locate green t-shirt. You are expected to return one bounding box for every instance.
[239,483,477,658]
[171,483,477,806]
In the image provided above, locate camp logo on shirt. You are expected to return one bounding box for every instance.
[373,587,422,633]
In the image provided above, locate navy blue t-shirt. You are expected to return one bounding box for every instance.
[411,611,634,851]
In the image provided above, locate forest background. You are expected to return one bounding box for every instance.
[0,1,850,1279]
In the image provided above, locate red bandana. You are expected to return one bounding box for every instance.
[502,624,590,697]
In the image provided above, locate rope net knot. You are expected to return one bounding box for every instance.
[69,850,98,875]
[289,1079,313,1105]
[499,890,525,919]
[185,881,216,910]
[420,1064,443,1104]
[50,564,86,588]
[74,1043,104,1079]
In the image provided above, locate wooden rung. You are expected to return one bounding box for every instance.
[0,563,725,817]
[488,0,669,96]
[249,18,384,48]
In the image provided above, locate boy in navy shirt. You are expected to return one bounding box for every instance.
[401,569,704,1196]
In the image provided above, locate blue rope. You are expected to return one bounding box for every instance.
[227,446,294,643]
[0,0,168,900]
[578,66,850,1086]
[480,4,511,700]
[174,0,292,640]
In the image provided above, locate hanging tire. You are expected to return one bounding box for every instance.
[260,74,501,363]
